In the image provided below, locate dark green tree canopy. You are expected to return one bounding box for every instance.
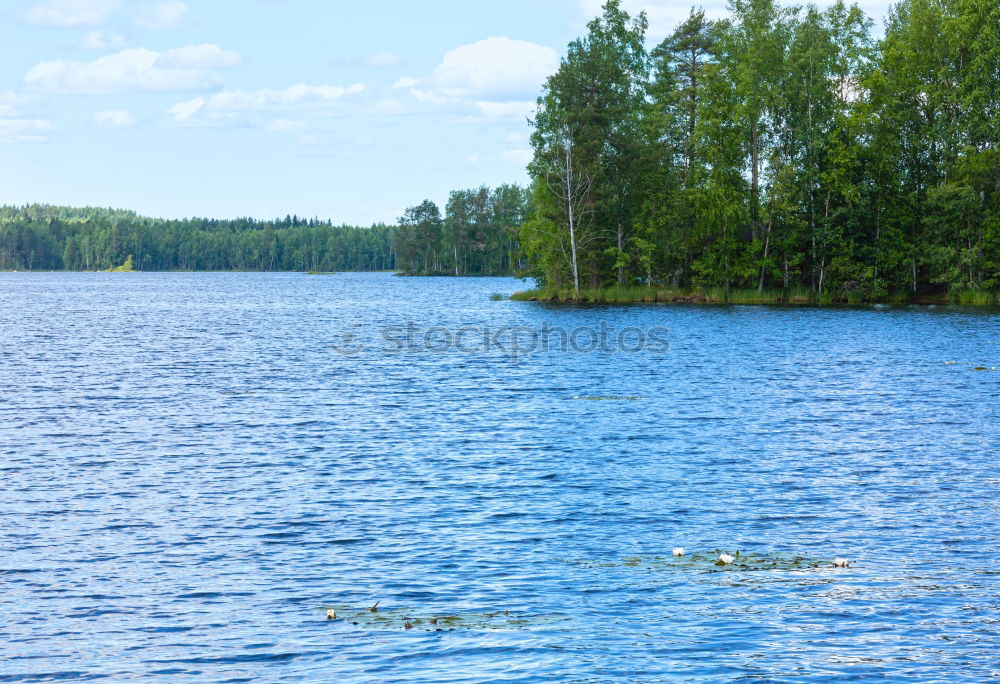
[520,0,1000,300]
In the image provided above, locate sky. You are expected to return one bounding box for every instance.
[0,0,895,225]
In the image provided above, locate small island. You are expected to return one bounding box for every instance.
[506,0,999,305]
[2,0,997,307]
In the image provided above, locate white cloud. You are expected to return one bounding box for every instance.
[94,109,137,128]
[155,44,242,69]
[79,29,127,50]
[133,0,187,29]
[297,134,319,145]
[387,38,554,120]
[26,0,118,27]
[392,76,419,89]
[0,119,55,143]
[165,96,206,123]
[166,83,365,125]
[473,100,535,120]
[403,84,447,104]
[24,48,223,94]
[336,51,402,68]
[0,91,33,117]
[265,118,306,132]
[429,37,558,101]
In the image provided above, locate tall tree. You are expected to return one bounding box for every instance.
[644,8,720,285]
[527,0,650,294]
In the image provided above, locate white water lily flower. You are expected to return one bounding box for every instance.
[672,548,684,557]
[718,553,735,564]
[833,558,849,568]
[326,609,337,619]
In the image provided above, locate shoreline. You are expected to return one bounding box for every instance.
[510,286,1000,307]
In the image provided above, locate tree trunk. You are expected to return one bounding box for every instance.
[758,217,772,291]
[617,222,624,286]
[687,48,697,190]
[566,143,580,299]
[750,120,759,240]
[874,196,881,279]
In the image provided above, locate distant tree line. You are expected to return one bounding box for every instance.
[0,205,395,272]
[394,184,531,275]
[523,0,1000,299]
[2,185,531,275]
[10,0,996,298]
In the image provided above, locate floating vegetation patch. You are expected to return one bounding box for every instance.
[943,362,998,371]
[318,605,564,631]
[573,395,643,401]
[489,292,507,301]
[575,550,842,573]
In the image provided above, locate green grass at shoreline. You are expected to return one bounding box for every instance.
[510,285,999,306]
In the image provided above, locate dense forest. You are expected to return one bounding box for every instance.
[0,205,396,272]
[394,184,531,276]
[522,0,1000,301]
[5,0,997,301]
[0,183,529,275]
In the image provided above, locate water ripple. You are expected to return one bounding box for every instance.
[1,272,998,681]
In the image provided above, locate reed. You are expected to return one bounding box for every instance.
[725,288,786,304]
[510,289,542,301]
[509,284,1000,306]
[785,286,814,304]
[952,289,997,305]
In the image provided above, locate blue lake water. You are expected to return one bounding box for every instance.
[1,271,999,681]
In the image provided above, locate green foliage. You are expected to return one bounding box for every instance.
[394,184,529,276]
[1,186,527,275]
[526,0,651,294]
[952,290,997,305]
[104,254,135,272]
[7,0,999,296]
[0,205,396,272]
[517,0,1000,302]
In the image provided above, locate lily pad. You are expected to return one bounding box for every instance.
[318,605,565,631]
[575,550,840,572]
